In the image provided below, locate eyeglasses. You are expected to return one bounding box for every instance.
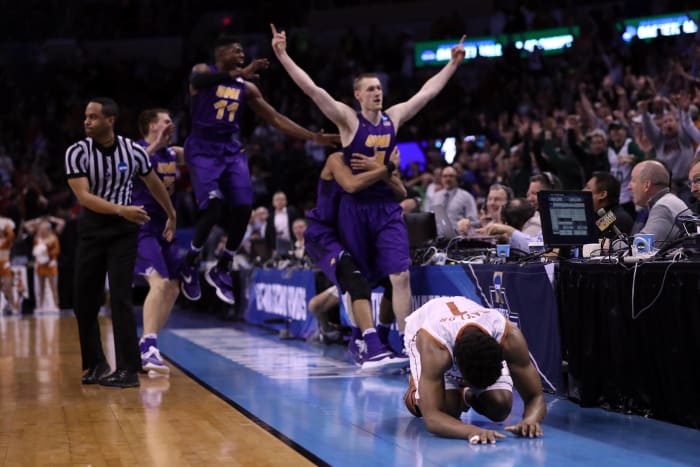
[688,177,700,188]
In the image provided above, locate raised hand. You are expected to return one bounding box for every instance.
[451,35,466,65]
[270,23,287,56]
[153,123,174,151]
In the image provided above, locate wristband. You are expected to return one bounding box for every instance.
[385,161,396,175]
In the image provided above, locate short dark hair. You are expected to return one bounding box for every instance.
[214,34,241,49]
[501,198,536,230]
[453,327,503,389]
[530,172,561,190]
[137,108,170,137]
[591,171,621,206]
[89,97,119,118]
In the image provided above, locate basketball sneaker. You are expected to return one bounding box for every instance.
[140,340,169,376]
[361,345,409,370]
[205,265,235,305]
[180,263,201,301]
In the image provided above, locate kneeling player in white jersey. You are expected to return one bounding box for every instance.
[403,296,545,443]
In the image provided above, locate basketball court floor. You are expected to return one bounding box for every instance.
[2,308,699,466]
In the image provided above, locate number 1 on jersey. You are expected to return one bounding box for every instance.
[214,100,239,122]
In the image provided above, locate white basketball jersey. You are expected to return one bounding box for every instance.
[406,296,507,360]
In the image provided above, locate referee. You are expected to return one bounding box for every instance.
[65,97,176,388]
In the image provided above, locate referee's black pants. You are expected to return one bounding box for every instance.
[74,210,140,373]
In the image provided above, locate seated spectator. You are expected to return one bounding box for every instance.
[457,183,512,236]
[501,198,536,233]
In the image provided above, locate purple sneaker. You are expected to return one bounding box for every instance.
[205,265,235,305]
[180,263,201,301]
[141,345,169,375]
[361,345,409,371]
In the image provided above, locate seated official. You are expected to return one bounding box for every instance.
[629,160,690,247]
[477,198,540,254]
[584,171,634,236]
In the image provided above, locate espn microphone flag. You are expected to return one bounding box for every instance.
[595,209,617,231]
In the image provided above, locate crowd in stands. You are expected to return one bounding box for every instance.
[1,1,700,312]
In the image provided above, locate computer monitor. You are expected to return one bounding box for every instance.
[404,212,437,249]
[537,190,598,248]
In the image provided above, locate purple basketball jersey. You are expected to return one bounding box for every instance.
[189,65,246,146]
[342,112,396,202]
[132,139,177,227]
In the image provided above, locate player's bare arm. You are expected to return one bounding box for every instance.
[327,153,391,193]
[386,35,465,128]
[502,322,546,437]
[245,81,336,144]
[270,23,357,140]
[417,331,506,443]
[189,59,269,96]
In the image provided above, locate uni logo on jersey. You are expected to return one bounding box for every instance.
[364,134,390,148]
[117,162,128,174]
[215,85,241,101]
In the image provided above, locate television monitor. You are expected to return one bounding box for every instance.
[395,141,426,175]
[537,190,598,248]
[404,212,437,248]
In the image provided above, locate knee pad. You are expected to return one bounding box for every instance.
[336,254,371,302]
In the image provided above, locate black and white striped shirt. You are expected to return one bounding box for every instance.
[65,135,152,205]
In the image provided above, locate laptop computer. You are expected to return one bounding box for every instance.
[432,204,458,239]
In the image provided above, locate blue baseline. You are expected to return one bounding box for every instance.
[160,319,700,467]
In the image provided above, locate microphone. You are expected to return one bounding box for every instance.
[596,208,625,239]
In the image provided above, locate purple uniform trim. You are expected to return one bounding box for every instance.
[304,221,344,289]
